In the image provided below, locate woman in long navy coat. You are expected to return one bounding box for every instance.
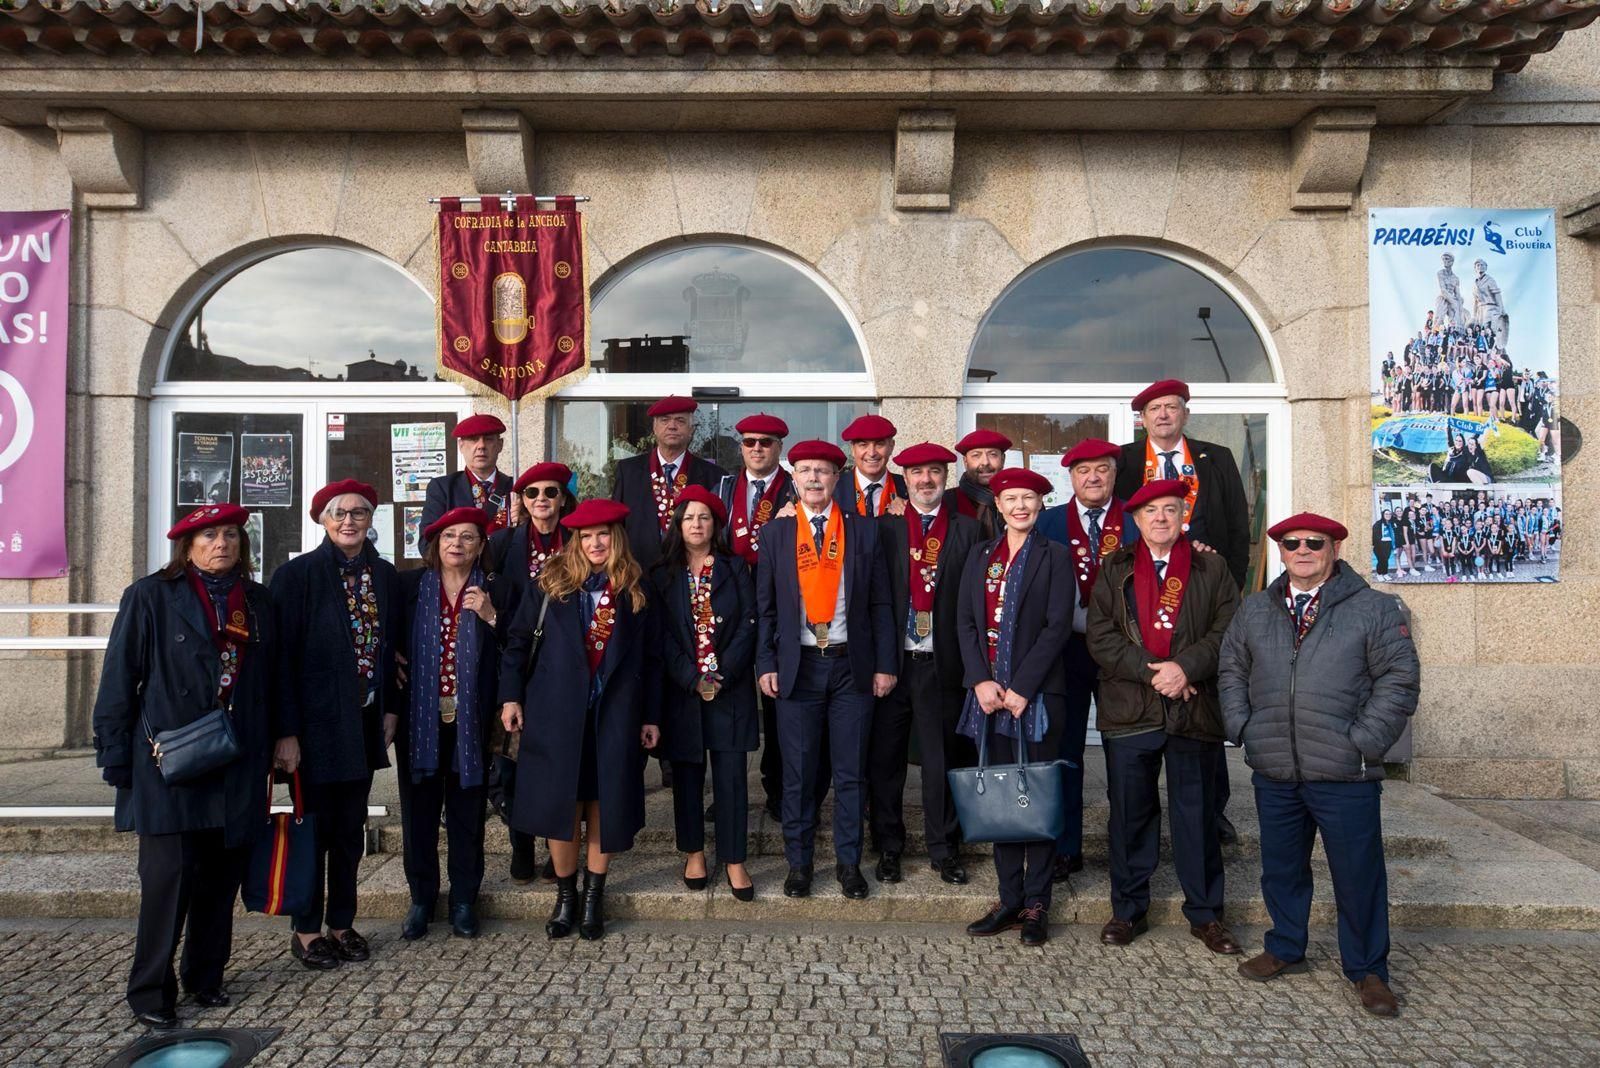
[269,479,402,970]
[500,498,659,941]
[93,503,282,1028]
[650,485,759,901]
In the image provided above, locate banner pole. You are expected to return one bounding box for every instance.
[510,396,520,475]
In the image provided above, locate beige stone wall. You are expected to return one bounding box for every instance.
[0,115,1595,796]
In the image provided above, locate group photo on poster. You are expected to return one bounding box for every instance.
[175,432,234,507]
[1368,207,1561,583]
[239,432,293,507]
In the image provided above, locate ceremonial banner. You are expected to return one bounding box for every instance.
[1368,208,1561,584]
[436,196,589,401]
[0,210,70,578]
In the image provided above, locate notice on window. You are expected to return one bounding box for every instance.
[403,506,423,559]
[370,503,396,563]
[242,511,264,556]
[240,433,294,508]
[391,421,448,503]
[177,432,234,506]
[1028,453,1073,510]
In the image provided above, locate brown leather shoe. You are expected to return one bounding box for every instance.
[1238,951,1309,982]
[1190,920,1242,955]
[1355,975,1399,1017]
[1100,916,1148,946]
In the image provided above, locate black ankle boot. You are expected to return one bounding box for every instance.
[578,869,607,941]
[546,873,578,939]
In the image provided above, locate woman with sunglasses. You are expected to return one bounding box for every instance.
[486,463,575,883]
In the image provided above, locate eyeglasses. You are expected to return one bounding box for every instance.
[1279,537,1327,552]
[329,508,373,522]
[522,486,562,500]
[741,437,778,449]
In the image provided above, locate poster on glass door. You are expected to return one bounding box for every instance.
[391,421,448,503]
[240,433,293,507]
[1368,208,1561,584]
[177,432,234,506]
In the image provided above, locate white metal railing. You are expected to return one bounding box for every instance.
[0,604,118,652]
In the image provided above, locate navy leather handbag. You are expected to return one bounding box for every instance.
[947,707,1074,845]
[142,705,241,786]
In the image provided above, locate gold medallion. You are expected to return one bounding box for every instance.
[914,610,932,639]
[439,695,458,724]
[811,622,832,649]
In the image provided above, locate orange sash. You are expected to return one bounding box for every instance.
[796,507,845,626]
[854,474,898,517]
[1143,438,1200,531]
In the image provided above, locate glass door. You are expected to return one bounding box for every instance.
[320,408,463,569]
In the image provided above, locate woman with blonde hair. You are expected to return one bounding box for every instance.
[500,499,659,940]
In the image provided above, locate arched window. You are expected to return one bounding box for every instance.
[150,245,474,579]
[555,241,874,495]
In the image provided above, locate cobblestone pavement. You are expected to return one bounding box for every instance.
[2,918,1598,1067]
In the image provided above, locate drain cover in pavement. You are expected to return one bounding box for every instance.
[940,1032,1090,1068]
[102,1028,281,1068]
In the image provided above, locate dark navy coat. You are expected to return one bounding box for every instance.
[955,533,1075,701]
[1114,437,1250,589]
[420,469,513,541]
[498,583,660,853]
[92,572,280,848]
[611,451,729,571]
[650,554,758,761]
[754,508,898,698]
[484,522,563,641]
[397,568,500,777]
[714,468,797,560]
[269,538,402,785]
[880,507,981,690]
[833,468,908,515]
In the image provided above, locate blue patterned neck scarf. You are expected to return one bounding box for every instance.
[581,570,610,704]
[407,566,485,788]
[957,531,1048,744]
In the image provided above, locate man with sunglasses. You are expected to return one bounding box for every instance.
[421,413,517,542]
[1219,513,1419,1018]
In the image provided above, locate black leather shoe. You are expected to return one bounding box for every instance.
[290,935,341,971]
[190,988,229,1008]
[1217,814,1239,845]
[783,865,813,898]
[401,904,430,941]
[836,864,869,899]
[930,857,968,884]
[330,929,369,962]
[1051,854,1083,883]
[1019,905,1050,946]
[546,873,578,939]
[134,1008,178,1029]
[508,836,537,883]
[967,902,1023,937]
[726,868,755,903]
[682,855,710,891]
[874,852,902,883]
[578,869,607,940]
[450,903,479,938]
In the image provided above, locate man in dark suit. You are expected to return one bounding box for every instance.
[834,414,907,517]
[612,395,729,572]
[715,412,809,821]
[421,413,515,539]
[757,439,898,900]
[866,442,979,886]
[1113,378,1250,844]
[1037,438,1140,881]
[949,428,1010,540]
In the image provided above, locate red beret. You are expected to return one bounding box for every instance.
[454,414,506,438]
[1130,379,1190,412]
[1267,512,1349,542]
[894,442,958,467]
[674,484,728,527]
[513,462,573,493]
[1125,478,1190,511]
[787,439,848,469]
[1061,438,1122,469]
[954,429,1012,454]
[735,413,789,438]
[560,498,630,530]
[310,479,378,521]
[647,395,698,417]
[989,467,1053,498]
[840,414,896,442]
[168,502,249,541]
[423,506,488,544]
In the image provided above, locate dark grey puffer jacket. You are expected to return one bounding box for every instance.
[1218,561,1419,782]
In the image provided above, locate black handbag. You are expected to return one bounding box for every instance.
[143,702,241,786]
[947,704,1073,845]
[495,594,550,763]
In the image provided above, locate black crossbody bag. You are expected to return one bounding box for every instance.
[143,700,241,786]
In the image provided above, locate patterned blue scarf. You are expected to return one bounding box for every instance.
[957,532,1048,744]
[407,566,485,788]
[580,570,610,706]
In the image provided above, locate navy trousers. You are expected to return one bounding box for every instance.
[867,652,965,861]
[1053,633,1096,861]
[1254,773,1391,983]
[129,830,246,1014]
[761,690,831,815]
[776,648,874,868]
[1104,730,1224,926]
[672,750,750,864]
[395,730,487,911]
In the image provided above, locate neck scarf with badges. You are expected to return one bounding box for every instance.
[731,470,784,564]
[1066,497,1125,607]
[651,451,691,534]
[906,501,951,635]
[1133,538,1191,659]
[855,471,897,517]
[407,567,485,788]
[527,524,564,582]
[1144,438,1200,530]
[469,472,507,533]
[796,507,845,630]
[185,567,249,703]
[335,548,381,690]
[689,557,718,678]
[1285,585,1321,649]
[582,572,616,679]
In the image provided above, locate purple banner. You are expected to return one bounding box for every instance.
[0,210,70,579]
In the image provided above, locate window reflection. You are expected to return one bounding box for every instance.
[592,244,866,374]
[167,248,437,383]
[968,249,1272,385]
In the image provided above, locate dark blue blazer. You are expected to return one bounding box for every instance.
[755,508,897,699]
[397,568,500,772]
[269,538,402,785]
[833,468,908,515]
[880,508,980,690]
[1114,437,1249,589]
[651,554,759,760]
[611,451,729,571]
[714,468,797,557]
[421,469,513,538]
[92,572,279,848]
[1037,498,1142,552]
[955,533,1075,701]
